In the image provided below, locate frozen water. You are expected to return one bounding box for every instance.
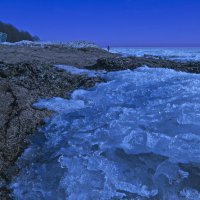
[110,47,200,62]
[11,67,200,200]
[55,65,106,77]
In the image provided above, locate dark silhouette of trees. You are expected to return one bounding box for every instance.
[0,21,40,42]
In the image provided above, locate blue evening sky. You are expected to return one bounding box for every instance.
[1,0,200,47]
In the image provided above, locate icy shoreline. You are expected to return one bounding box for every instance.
[110,47,200,62]
[0,62,102,200]
[11,66,200,200]
[1,45,200,199]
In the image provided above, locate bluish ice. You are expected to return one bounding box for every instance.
[110,47,200,62]
[10,65,200,200]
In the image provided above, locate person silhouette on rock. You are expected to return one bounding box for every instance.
[107,45,110,52]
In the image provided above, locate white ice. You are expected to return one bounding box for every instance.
[110,47,200,62]
[55,65,106,77]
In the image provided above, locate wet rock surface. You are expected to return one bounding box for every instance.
[88,56,200,73]
[0,61,102,199]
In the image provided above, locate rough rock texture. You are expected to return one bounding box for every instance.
[0,62,102,199]
[89,56,200,73]
[0,45,116,67]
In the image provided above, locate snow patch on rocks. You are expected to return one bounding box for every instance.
[0,40,99,49]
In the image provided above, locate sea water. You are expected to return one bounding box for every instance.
[11,49,200,200]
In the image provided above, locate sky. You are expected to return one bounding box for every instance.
[1,0,200,47]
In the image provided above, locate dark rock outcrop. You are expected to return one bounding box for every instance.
[88,57,137,71]
[0,61,102,199]
[88,56,200,73]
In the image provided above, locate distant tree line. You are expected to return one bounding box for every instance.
[0,21,40,42]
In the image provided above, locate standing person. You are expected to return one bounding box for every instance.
[107,45,110,52]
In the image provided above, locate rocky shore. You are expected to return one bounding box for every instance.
[89,56,200,73]
[0,44,116,66]
[1,44,200,199]
[0,61,102,199]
